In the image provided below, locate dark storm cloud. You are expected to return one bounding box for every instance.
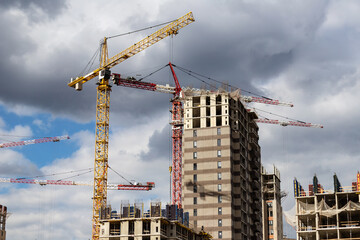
[0,0,333,126]
[0,0,67,19]
[139,125,171,161]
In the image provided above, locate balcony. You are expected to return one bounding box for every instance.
[250,180,260,190]
[248,137,260,152]
[248,128,258,138]
[250,169,260,180]
[249,159,260,170]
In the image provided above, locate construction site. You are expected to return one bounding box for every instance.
[0,11,331,240]
[294,173,360,240]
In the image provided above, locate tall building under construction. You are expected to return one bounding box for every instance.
[0,205,6,240]
[261,166,283,240]
[294,172,360,240]
[181,89,262,240]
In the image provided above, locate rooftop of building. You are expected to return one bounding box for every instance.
[294,172,360,198]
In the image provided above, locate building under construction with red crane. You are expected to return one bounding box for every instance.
[98,61,324,240]
[65,10,323,240]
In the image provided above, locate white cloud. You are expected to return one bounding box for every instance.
[1,114,170,239]
[0,150,41,177]
[0,118,33,141]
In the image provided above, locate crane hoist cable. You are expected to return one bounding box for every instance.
[107,164,133,185]
[107,20,177,39]
[173,64,275,100]
[255,108,308,123]
[56,169,94,181]
[137,64,169,81]
[79,47,101,77]
[78,20,177,80]
[14,168,94,180]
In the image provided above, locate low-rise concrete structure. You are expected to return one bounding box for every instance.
[99,202,211,240]
[294,173,360,240]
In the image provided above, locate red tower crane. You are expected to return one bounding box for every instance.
[112,62,297,208]
[0,177,155,190]
[0,135,70,149]
[112,63,184,207]
[255,118,323,128]
[247,108,323,128]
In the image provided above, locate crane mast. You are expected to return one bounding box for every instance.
[168,63,184,208]
[68,12,194,240]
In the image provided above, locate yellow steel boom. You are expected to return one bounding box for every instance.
[68,12,194,240]
[68,12,195,89]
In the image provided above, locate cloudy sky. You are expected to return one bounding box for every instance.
[1,0,360,239]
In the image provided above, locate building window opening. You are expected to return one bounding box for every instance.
[193,97,200,107]
[218,231,223,239]
[193,163,197,170]
[206,96,210,105]
[193,174,197,182]
[217,128,221,135]
[217,161,222,168]
[218,172,222,180]
[193,118,200,128]
[216,117,222,126]
[216,106,222,115]
[194,197,197,204]
[218,195,222,203]
[218,207,222,215]
[129,220,135,235]
[193,152,197,159]
[193,107,200,118]
[194,184,197,193]
[194,209,197,216]
[218,219,222,227]
[217,150,222,157]
[193,140,197,148]
[206,107,210,116]
[206,117,211,127]
[217,139,221,146]
[143,221,151,234]
[218,184,222,191]
[216,95,222,104]
[193,130,197,137]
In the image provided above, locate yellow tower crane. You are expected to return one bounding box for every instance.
[68,12,194,240]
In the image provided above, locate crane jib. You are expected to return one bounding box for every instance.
[68,12,194,90]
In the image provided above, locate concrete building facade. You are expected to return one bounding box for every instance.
[182,89,262,240]
[261,166,283,240]
[294,173,360,240]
